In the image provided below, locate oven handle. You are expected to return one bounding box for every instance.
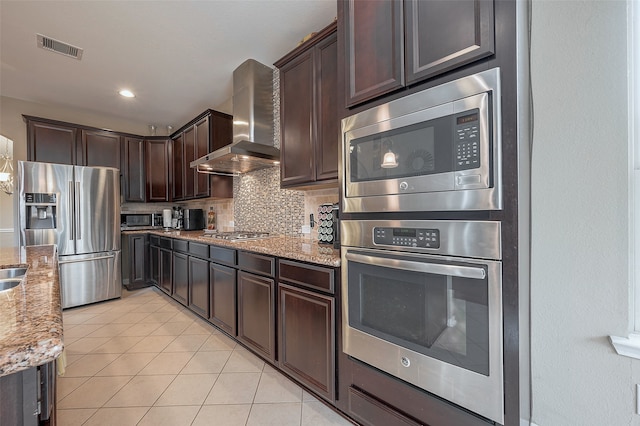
[345,252,486,280]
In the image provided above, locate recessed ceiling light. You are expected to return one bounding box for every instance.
[119,89,135,98]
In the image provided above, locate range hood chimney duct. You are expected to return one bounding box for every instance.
[191,59,279,175]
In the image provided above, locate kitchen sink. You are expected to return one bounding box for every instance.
[0,278,22,291]
[0,267,27,280]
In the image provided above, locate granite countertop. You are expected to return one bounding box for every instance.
[0,245,63,377]
[123,229,341,267]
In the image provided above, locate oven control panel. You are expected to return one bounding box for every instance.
[373,227,440,248]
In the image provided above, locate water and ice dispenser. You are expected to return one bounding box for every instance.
[25,193,57,229]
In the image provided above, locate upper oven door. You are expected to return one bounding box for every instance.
[341,67,502,213]
[341,247,504,424]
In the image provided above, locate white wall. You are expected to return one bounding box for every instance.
[0,96,149,247]
[530,1,637,424]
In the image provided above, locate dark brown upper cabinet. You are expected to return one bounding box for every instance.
[122,137,145,202]
[26,118,78,165]
[25,116,122,169]
[194,116,210,198]
[343,0,495,108]
[275,21,338,188]
[80,129,121,169]
[145,137,171,202]
[344,0,405,108]
[172,133,185,201]
[183,126,196,199]
[171,110,233,201]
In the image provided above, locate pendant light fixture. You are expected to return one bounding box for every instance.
[0,136,14,195]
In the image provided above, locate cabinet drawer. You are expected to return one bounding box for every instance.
[348,387,419,426]
[210,246,236,267]
[238,251,275,277]
[173,239,188,253]
[150,235,160,247]
[189,242,209,259]
[159,237,173,249]
[278,259,334,294]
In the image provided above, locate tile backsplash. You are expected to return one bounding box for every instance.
[123,68,339,236]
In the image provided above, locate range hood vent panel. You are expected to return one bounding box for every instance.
[191,59,279,174]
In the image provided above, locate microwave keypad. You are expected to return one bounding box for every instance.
[455,123,480,170]
[374,227,440,249]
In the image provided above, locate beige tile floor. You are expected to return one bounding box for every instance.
[58,286,353,426]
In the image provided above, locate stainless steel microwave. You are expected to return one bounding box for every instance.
[340,68,502,213]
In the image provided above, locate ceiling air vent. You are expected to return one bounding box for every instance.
[36,34,83,60]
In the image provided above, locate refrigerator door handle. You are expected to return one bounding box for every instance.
[58,253,115,264]
[68,181,75,240]
[75,182,81,240]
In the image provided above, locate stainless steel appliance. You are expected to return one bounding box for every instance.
[18,161,121,309]
[183,208,205,230]
[205,231,270,241]
[341,67,502,213]
[120,212,162,230]
[341,219,504,424]
[191,59,280,174]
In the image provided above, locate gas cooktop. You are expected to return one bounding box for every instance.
[204,231,270,242]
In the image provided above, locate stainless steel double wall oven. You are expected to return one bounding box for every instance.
[339,68,504,423]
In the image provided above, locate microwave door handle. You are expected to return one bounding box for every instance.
[345,252,486,280]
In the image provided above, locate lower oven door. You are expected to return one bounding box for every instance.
[342,247,503,423]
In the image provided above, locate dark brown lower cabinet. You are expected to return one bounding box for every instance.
[0,360,56,426]
[172,252,189,305]
[237,271,276,363]
[159,247,173,295]
[128,234,148,289]
[149,240,159,287]
[188,256,209,318]
[278,283,335,401]
[209,263,237,336]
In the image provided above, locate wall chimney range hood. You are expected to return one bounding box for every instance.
[191,59,280,175]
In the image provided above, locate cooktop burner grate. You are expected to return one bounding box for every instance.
[204,231,270,241]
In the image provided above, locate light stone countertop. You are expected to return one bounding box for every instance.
[0,245,63,377]
[123,230,341,267]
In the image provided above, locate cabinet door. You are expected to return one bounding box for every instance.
[315,32,339,182]
[344,0,404,107]
[209,263,237,336]
[189,256,210,318]
[123,137,145,202]
[183,126,196,199]
[128,234,148,288]
[160,248,173,295]
[194,117,210,198]
[149,244,159,287]
[279,49,315,186]
[237,271,276,362]
[27,120,78,165]
[81,129,121,168]
[210,113,232,151]
[172,134,185,200]
[172,251,189,305]
[404,0,495,85]
[279,283,335,400]
[145,138,170,202]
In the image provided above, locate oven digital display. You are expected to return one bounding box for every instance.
[457,113,478,125]
[393,228,416,237]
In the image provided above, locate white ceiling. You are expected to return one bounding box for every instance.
[0,0,336,130]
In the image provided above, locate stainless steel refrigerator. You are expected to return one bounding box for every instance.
[18,161,121,309]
